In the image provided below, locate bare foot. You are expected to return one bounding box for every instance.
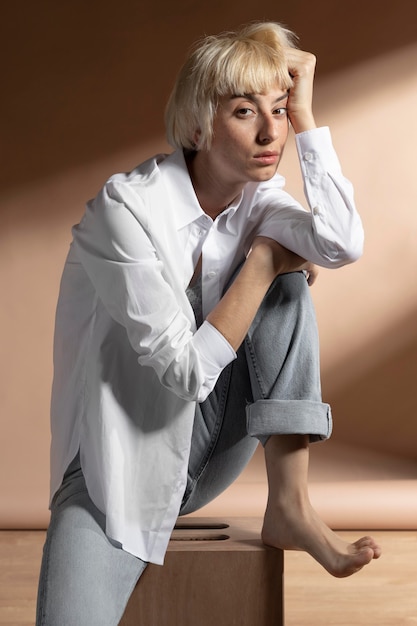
[262,500,382,578]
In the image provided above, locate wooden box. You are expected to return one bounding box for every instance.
[120,517,283,626]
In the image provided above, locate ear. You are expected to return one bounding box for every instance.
[192,128,201,149]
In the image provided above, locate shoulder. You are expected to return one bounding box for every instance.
[105,153,168,198]
[87,153,173,224]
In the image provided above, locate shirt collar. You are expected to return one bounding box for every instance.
[158,150,246,234]
[217,194,243,235]
[158,150,206,231]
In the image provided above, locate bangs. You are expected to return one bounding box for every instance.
[201,39,293,101]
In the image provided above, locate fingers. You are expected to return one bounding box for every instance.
[285,47,317,81]
[249,238,319,286]
[284,47,317,133]
[303,263,319,286]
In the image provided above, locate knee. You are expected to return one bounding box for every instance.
[266,271,311,310]
[248,271,317,346]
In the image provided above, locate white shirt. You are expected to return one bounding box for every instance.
[50,127,363,564]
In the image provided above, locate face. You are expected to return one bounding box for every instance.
[202,85,290,189]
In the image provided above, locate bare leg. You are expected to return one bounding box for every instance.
[261,434,382,578]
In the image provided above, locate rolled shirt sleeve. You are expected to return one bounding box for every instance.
[186,321,236,402]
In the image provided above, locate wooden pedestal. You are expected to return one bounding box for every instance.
[120,517,283,626]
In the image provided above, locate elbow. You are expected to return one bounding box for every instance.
[316,239,364,269]
[158,352,212,403]
[159,360,220,404]
[319,236,364,268]
[326,226,364,267]
[342,228,365,264]
[341,238,364,265]
[327,244,363,269]
[159,364,202,403]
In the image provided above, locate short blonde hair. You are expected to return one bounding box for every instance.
[165,22,297,151]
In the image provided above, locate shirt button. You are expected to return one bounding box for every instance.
[304,152,313,162]
[312,206,321,216]
[207,270,217,278]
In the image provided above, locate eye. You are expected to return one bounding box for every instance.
[236,107,255,118]
[273,107,288,117]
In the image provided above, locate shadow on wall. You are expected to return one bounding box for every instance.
[2,0,417,191]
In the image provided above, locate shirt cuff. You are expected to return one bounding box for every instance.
[295,126,342,177]
[192,321,237,402]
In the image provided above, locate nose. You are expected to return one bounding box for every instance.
[257,114,279,145]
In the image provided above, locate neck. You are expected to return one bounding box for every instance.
[186,151,242,219]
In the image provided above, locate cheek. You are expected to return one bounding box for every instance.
[213,129,248,157]
[281,121,290,143]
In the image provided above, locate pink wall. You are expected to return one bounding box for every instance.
[2,0,417,527]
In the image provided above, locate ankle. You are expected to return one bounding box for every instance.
[266,485,310,514]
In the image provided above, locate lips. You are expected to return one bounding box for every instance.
[254,151,279,165]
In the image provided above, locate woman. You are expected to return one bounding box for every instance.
[37,21,381,625]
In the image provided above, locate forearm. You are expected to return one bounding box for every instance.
[206,238,307,350]
[296,127,364,264]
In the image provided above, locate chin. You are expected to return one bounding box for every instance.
[253,169,277,182]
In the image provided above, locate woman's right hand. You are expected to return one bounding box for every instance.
[247,236,318,285]
[284,47,317,134]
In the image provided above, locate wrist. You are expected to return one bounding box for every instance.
[290,113,317,134]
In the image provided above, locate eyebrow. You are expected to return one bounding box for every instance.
[229,91,289,104]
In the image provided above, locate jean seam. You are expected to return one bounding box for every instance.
[244,335,267,400]
[36,517,55,625]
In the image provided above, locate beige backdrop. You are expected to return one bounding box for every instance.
[2,0,417,528]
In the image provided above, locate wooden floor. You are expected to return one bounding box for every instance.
[1,530,416,625]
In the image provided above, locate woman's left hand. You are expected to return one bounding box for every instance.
[303,263,319,286]
[285,47,317,134]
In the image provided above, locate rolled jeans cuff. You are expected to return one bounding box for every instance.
[246,399,332,444]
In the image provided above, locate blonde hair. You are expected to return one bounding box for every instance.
[165,22,297,151]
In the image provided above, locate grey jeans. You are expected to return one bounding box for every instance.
[36,272,331,625]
